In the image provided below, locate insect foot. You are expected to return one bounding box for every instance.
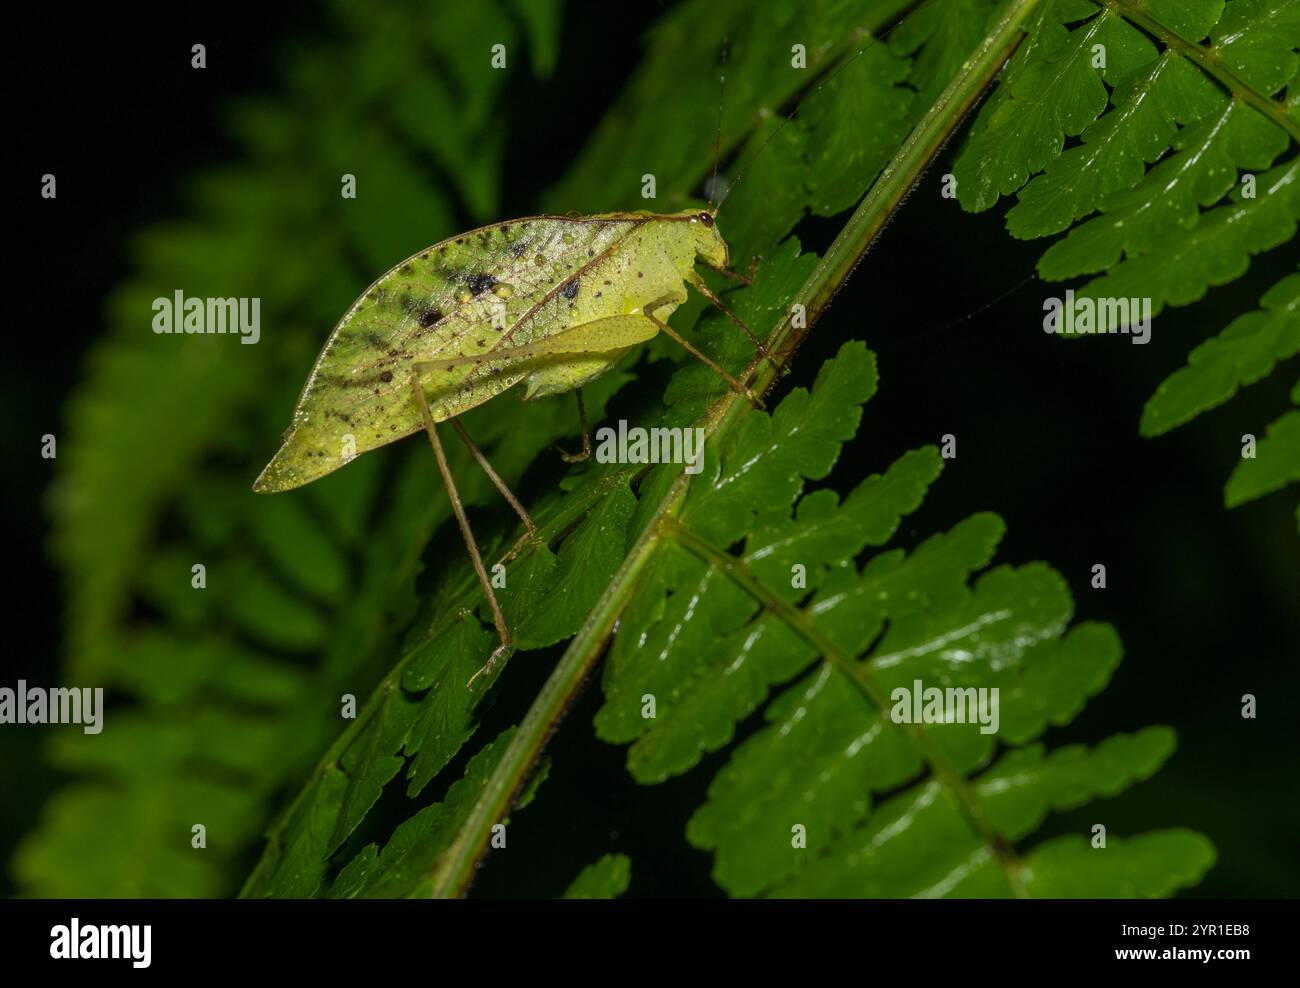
[466,639,511,691]
[500,527,546,567]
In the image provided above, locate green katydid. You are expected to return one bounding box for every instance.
[253,205,769,685]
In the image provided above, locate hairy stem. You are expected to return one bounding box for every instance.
[427,0,1044,899]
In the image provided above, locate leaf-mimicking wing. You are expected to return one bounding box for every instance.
[255,214,654,492]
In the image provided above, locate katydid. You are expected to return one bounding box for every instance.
[253,207,768,686]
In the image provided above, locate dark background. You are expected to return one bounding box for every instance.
[6,2,1297,898]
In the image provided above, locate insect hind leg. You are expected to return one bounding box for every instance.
[559,388,592,463]
[409,374,511,689]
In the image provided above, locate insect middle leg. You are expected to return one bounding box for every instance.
[447,418,537,536]
[559,388,591,463]
[409,375,511,688]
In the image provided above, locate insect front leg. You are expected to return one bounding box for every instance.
[687,270,777,366]
[643,294,766,410]
[702,253,761,285]
[409,374,511,689]
[702,258,751,286]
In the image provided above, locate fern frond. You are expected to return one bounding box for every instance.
[591,347,1209,897]
[562,854,632,899]
[1142,265,1299,436]
[767,736,1211,897]
[1226,377,1300,506]
[327,728,519,899]
[889,0,1002,108]
[953,0,1299,510]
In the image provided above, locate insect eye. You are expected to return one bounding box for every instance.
[699,212,714,227]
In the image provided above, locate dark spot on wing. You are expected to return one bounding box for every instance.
[380,371,393,383]
[562,279,580,300]
[419,307,443,328]
[467,273,496,295]
[400,263,413,275]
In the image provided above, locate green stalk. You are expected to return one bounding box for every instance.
[428,0,1044,899]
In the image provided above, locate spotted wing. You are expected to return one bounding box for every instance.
[254,215,647,492]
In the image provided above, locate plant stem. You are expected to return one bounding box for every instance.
[427,0,1043,899]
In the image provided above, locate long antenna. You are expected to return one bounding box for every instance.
[715,0,934,214]
[708,38,729,212]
